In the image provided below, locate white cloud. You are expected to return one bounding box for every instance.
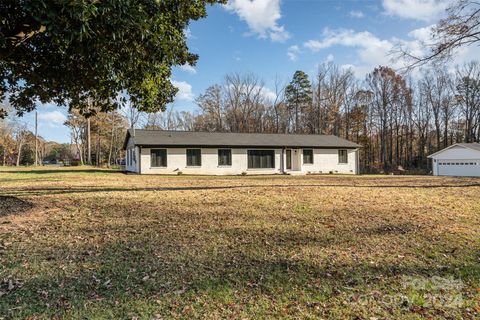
[38,111,67,127]
[179,64,197,74]
[349,10,365,18]
[326,54,334,62]
[382,0,449,21]
[225,0,290,42]
[408,25,435,42]
[287,45,301,61]
[305,28,394,67]
[261,87,277,101]
[172,80,194,101]
[304,28,411,78]
[340,64,357,72]
[304,26,480,79]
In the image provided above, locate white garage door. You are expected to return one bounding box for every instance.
[437,160,480,177]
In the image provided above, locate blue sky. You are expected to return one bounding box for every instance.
[15,0,479,143]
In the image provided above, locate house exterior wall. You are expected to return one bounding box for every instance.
[430,146,480,176]
[139,148,282,175]
[127,147,359,175]
[125,136,140,173]
[300,149,358,174]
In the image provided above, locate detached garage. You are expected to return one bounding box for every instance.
[428,143,480,177]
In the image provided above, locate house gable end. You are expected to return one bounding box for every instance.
[429,145,480,160]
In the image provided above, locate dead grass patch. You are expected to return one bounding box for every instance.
[0,167,479,319]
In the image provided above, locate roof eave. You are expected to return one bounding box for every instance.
[427,143,476,158]
[133,143,361,149]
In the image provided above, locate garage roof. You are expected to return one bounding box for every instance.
[123,129,361,149]
[428,143,480,158]
[457,143,480,152]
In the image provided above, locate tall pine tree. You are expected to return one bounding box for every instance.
[285,71,312,133]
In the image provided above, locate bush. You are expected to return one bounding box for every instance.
[70,160,81,166]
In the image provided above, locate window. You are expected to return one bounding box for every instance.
[303,149,313,164]
[338,150,348,164]
[248,150,275,169]
[187,149,202,166]
[151,149,167,167]
[218,149,232,166]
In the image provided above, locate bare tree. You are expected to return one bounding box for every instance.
[270,75,287,133]
[65,111,85,165]
[455,61,480,142]
[196,85,224,131]
[13,123,31,166]
[396,1,480,68]
[421,69,454,149]
[186,64,479,173]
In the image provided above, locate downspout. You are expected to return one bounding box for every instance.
[138,146,142,174]
[355,148,360,175]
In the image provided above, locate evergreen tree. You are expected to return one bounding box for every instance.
[285,71,312,133]
[0,0,225,118]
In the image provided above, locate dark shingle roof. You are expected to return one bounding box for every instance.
[124,129,361,149]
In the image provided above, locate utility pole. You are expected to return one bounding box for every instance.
[35,111,38,166]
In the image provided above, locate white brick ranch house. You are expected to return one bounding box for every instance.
[123,129,361,175]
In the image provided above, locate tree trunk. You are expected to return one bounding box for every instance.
[16,142,23,166]
[108,113,115,168]
[77,143,84,165]
[87,117,92,165]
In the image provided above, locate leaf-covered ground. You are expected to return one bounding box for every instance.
[0,167,479,319]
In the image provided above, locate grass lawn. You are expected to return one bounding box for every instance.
[0,167,479,319]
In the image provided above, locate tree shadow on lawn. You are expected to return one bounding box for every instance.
[1,225,478,319]
[0,169,119,174]
[0,195,33,216]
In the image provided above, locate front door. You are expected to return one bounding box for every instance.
[286,149,292,170]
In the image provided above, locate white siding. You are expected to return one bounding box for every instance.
[430,145,480,160]
[136,147,358,175]
[430,146,480,177]
[300,149,357,174]
[125,136,140,173]
[125,147,140,173]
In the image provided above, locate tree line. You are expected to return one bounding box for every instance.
[4,61,479,172]
[0,117,70,166]
[0,108,128,167]
[135,61,480,173]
